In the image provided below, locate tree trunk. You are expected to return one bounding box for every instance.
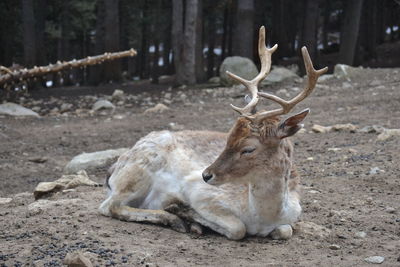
[89,1,105,84]
[172,0,184,83]
[194,0,205,82]
[21,0,37,67]
[232,0,254,59]
[34,0,46,66]
[339,0,363,65]
[300,0,319,63]
[172,0,203,85]
[139,0,149,79]
[103,0,121,81]
[207,13,216,78]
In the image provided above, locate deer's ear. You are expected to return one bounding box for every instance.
[277,109,309,139]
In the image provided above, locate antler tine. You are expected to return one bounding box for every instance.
[228,26,277,117]
[256,46,328,120]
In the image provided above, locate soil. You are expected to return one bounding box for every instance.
[0,68,399,266]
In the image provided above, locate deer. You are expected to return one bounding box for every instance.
[99,26,328,240]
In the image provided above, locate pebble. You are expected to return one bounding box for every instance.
[329,244,341,250]
[364,256,385,264]
[385,207,396,214]
[0,197,12,205]
[369,167,383,175]
[355,231,367,239]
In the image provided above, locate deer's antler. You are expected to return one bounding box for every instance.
[256,47,328,120]
[227,26,277,118]
[227,26,328,123]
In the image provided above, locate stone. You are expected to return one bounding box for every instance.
[293,221,331,239]
[189,222,203,235]
[358,125,386,134]
[34,170,100,199]
[261,67,300,85]
[63,251,93,267]
[92,100,115,111]
[364,256,385,264]
[331,123,357,132]
[28,157,48,163]
[312,124,332,133]
[385,207,396,214]
[355,231,367,239]
[377,129,400,141]
[270,225,293,240]
[219,56,258,86]
[329,244,341,250]
[169,122,185,131]
[0,102,40,118]
[318,74,335,83]
[333,64,363,81]
[111,89,125,101]
[369,167,383,175]
[60,103,73,113]
[0,197,12,205]
[208,76,220,84]
[64,148,128,174]
[144,103,170,114]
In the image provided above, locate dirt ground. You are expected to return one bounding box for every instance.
[0,67,399,266]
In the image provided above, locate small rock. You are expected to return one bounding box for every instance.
[0,102,40,118]
[63,251,93,267]
[293,221,331,239]
[169,122,185,131]
[328,147,342,152]
[358,125,385,134]
[28,157,48,163]
[331,123,357,132]
[364,256,385,264]
[60,103,73,113]
[208,76,220,84]
[355,231,367,239]
[297,128,307,134]
[342,82,353,89]
[377,129,400,141]
[306,157,314,161]
[308,190,320,194]
[164,93,172,99]
[34,170,100,199]
[0,197,12,205]
[318,74,334,83]
[92,100,115,111]
[329,244,341,250]
[270,225,293,240]
[189,223,203,235]
[312,124,332,133]
[348,148,358,153]
[111,89,125,101]
[144,103,170,114]
[369,167,383,175]
[385,207,396,214]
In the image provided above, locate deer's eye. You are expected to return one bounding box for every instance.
[240,147,256,156]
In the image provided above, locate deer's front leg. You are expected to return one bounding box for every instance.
[100,195,187,233]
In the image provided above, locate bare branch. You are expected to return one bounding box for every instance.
[0,49,137,86]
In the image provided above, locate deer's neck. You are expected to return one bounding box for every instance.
[247,155,291,221]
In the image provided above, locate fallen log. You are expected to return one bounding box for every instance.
[0,48,137,86]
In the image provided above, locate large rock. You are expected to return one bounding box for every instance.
[219,56,258,86]
[334,64,363,81]
[64,148,128,174]
[261,67,299,85]
[0,102,40,118]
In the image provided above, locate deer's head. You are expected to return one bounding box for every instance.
[202,26,327,185]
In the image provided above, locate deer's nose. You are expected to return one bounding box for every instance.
[202,172,213,183]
